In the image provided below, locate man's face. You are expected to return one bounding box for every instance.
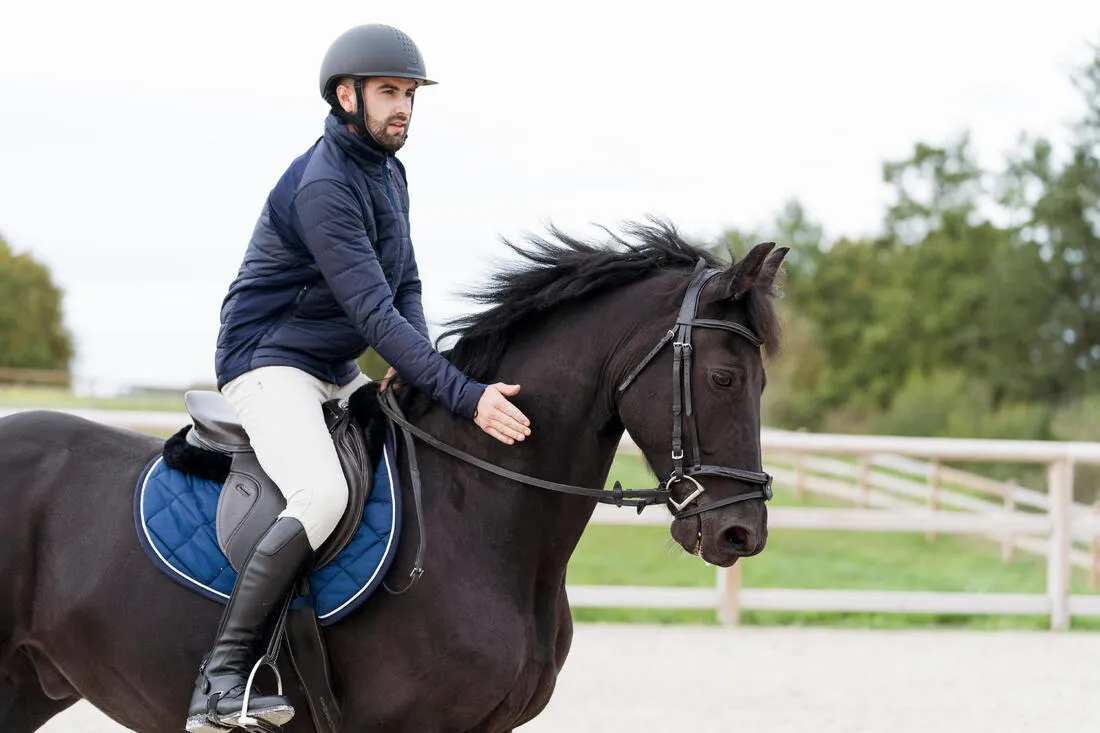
[358,77,416,151]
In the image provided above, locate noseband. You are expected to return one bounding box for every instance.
[376,258,772,589]
[616,259,773,518]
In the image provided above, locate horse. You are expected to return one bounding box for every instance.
[0,220,787,732]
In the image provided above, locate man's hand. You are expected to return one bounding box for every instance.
[475,383,532,445]
[380,366,399,391]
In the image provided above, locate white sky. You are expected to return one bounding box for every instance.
[1,0,1098,392]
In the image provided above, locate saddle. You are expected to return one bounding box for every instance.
[163,383,386,733]
[180,390,373,572]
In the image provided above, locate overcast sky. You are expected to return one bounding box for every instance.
[2,1,1099,392]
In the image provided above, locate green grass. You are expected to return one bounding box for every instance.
[0,386,186,411]
[569,453,1100,630]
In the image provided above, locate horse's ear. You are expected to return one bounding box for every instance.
[717,241,776,301]
[757,246,790,295]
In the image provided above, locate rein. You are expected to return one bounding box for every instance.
[379,259,772,592]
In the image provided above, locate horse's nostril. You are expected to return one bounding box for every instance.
[725,526,749,547]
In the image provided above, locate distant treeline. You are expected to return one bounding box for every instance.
[0,234,72,375]
[710,41,1100,455]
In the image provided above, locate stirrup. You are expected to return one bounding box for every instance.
[234,656,287,728]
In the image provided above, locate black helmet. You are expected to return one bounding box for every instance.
[319,24,437,100]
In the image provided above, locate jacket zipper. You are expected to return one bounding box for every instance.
[259,283,311,344]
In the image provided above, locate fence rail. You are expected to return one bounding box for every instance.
[4,406,1099,629]
[0,368,70,386]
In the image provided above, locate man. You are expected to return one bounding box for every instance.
[186,23,531,732]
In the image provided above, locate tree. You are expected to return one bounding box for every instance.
[0,234,73,371]
[999,42,1100,402]
[882,134,986,245]
[768,135,1052,412]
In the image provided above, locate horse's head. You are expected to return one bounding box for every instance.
[617,241,788,566]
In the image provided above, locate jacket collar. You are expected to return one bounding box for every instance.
[324,113,391,169]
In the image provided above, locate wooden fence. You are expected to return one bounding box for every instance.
[0,367,70,386]
[4,407,1099,629]
[589,431,1100,629]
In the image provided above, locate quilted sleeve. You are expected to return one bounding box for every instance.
[394,249,429,339]
[294,179,483,419]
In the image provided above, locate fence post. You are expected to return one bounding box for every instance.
[1091,500,1099,592]
[1047,459,1073,630]
[859,455,872,508]
[717,563,742,626]
[927,459,941,542]
[1003,481,1017,564]
[795,453,807,503]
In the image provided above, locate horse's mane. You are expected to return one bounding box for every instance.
[435,218,782,384]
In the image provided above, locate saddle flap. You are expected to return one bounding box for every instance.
[185,390,251,452]
[216,451,289,571]
[215,398,373,573]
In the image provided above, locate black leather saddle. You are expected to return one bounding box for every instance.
[182,389,371,573]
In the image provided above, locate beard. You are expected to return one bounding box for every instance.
[367,113,409,152]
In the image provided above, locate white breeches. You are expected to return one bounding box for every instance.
[221,366,371,550]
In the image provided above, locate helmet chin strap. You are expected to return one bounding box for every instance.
[352,79,387,149]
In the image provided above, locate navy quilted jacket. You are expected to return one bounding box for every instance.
[215,114,484,419]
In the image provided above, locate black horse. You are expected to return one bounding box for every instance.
[0,221,786,732]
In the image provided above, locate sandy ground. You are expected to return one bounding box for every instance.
[40,624,1100,732]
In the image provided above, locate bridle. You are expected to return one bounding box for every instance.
[377,258,772,591]
[615,258,773,518]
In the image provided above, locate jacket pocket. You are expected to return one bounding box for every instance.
[257,283,312,344]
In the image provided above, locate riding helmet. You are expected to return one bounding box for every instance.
[319,24,437,101]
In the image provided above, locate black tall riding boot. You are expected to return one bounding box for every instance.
[185,517,314,732]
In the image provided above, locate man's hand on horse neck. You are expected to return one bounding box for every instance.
[475,384,532,446]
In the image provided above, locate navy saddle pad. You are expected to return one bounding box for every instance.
[133,430,401,626]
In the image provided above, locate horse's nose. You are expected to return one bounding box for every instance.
[717,521,766,559]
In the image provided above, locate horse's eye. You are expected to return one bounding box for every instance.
[710,370,733,388]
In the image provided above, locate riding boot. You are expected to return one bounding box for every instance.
[185,516,314,732]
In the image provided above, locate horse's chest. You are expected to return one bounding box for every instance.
[479,594,574,729]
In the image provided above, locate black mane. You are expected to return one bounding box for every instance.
[436,219,781,384]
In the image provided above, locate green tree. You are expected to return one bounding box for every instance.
[882,134,986,245]
[771,135,1051,414]
[0,234,73,371]
[716,40,1100,437]
[1000,43,1100,402]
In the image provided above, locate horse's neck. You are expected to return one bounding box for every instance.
[419,287,658,583]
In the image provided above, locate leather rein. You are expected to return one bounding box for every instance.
[378,259,772,593]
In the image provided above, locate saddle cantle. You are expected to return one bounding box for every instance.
[181,389,371,572]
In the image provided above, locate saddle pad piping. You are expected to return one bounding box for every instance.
[137,455,232,601]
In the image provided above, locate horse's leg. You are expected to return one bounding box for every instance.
[0,649,78,732]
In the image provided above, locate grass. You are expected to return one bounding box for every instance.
[0,385,186,411]
[569,453,1100,630]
